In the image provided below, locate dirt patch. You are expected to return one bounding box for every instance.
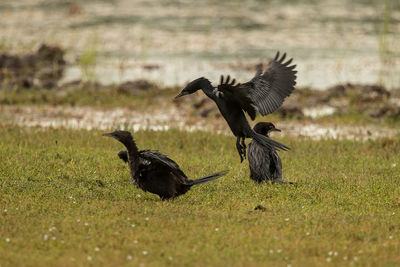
[0,44,66,90]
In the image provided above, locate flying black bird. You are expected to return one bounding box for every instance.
[248,122,292,184]
[103,131,228,200]
[175,51,297,162]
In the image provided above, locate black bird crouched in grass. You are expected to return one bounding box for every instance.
[248,122,292,184]
[175,51,296,162]
[104,131,229,200]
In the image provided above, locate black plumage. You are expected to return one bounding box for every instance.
[104,131,228,200]
[175,51,296,162]
[248,122,292,184]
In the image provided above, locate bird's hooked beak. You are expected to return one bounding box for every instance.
[174,90,189,99]
[102,132,119,140]
[269,127,281,134]
[102,132,114,137]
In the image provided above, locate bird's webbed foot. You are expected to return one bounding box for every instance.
[240,137,247,160]
[236,137,245,162]
[236,137,247,162]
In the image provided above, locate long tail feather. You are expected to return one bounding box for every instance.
[189,170,229,186]
[250,131,290,151]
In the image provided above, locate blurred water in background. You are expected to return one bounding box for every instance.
[0,0,399,89]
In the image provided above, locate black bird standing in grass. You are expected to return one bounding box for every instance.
[104,131,228,200]
[248,122,292,184]
[175,52,297,162]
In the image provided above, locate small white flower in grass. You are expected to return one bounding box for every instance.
[84,222,89,226]
[15,208,18,210]
[269,249,274,254]
[44,234,49,241]
[306,232,310,236]
[389,236,393,239]
[127,217,131,221]
[76,219,80,223]
[73,201,76,204]
[392,163,397,168]
[145,217,149,221]
[51,236,56,240]
[142,251,148,255]
[287,264,292,267]
[285,218,289,222]
[4,209,7,213]
[328,251,333,256]
[134,240,138,244]
[343,256,348,261]
[353,256,358,261]
[5,238,10,242]
[87,256,92,261]
[334,251,338,256]
[326,257,332,262]
[94,247,100,252]
[215,228,219,231]
[277,249,282,253]
[131,224,135,228]
[392,212,395,216]
[127,255,132,260]
[301,206,305,209]
[68,196,73,199]
[137,194,141,198]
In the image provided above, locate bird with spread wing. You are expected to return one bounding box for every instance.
[175,52,297,162]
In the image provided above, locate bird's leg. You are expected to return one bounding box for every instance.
[240,137,247,159]
[236,137,244,162]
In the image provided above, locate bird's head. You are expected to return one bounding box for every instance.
[103,130,133,146]
[253,122,281,136]
[175,77,211,98]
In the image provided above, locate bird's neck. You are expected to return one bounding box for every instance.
[124,140,140,173]
[199,79,216,99]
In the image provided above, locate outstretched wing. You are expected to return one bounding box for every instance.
[243,51,297,116]
[217,75,257,120]
[140,150,188,178]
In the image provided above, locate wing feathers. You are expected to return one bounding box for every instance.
[214,51,296,118]
[243,51,297,116]
[283,58,292,66]
[274,51,280,61]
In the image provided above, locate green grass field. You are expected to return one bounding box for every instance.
[1,126,399,266]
